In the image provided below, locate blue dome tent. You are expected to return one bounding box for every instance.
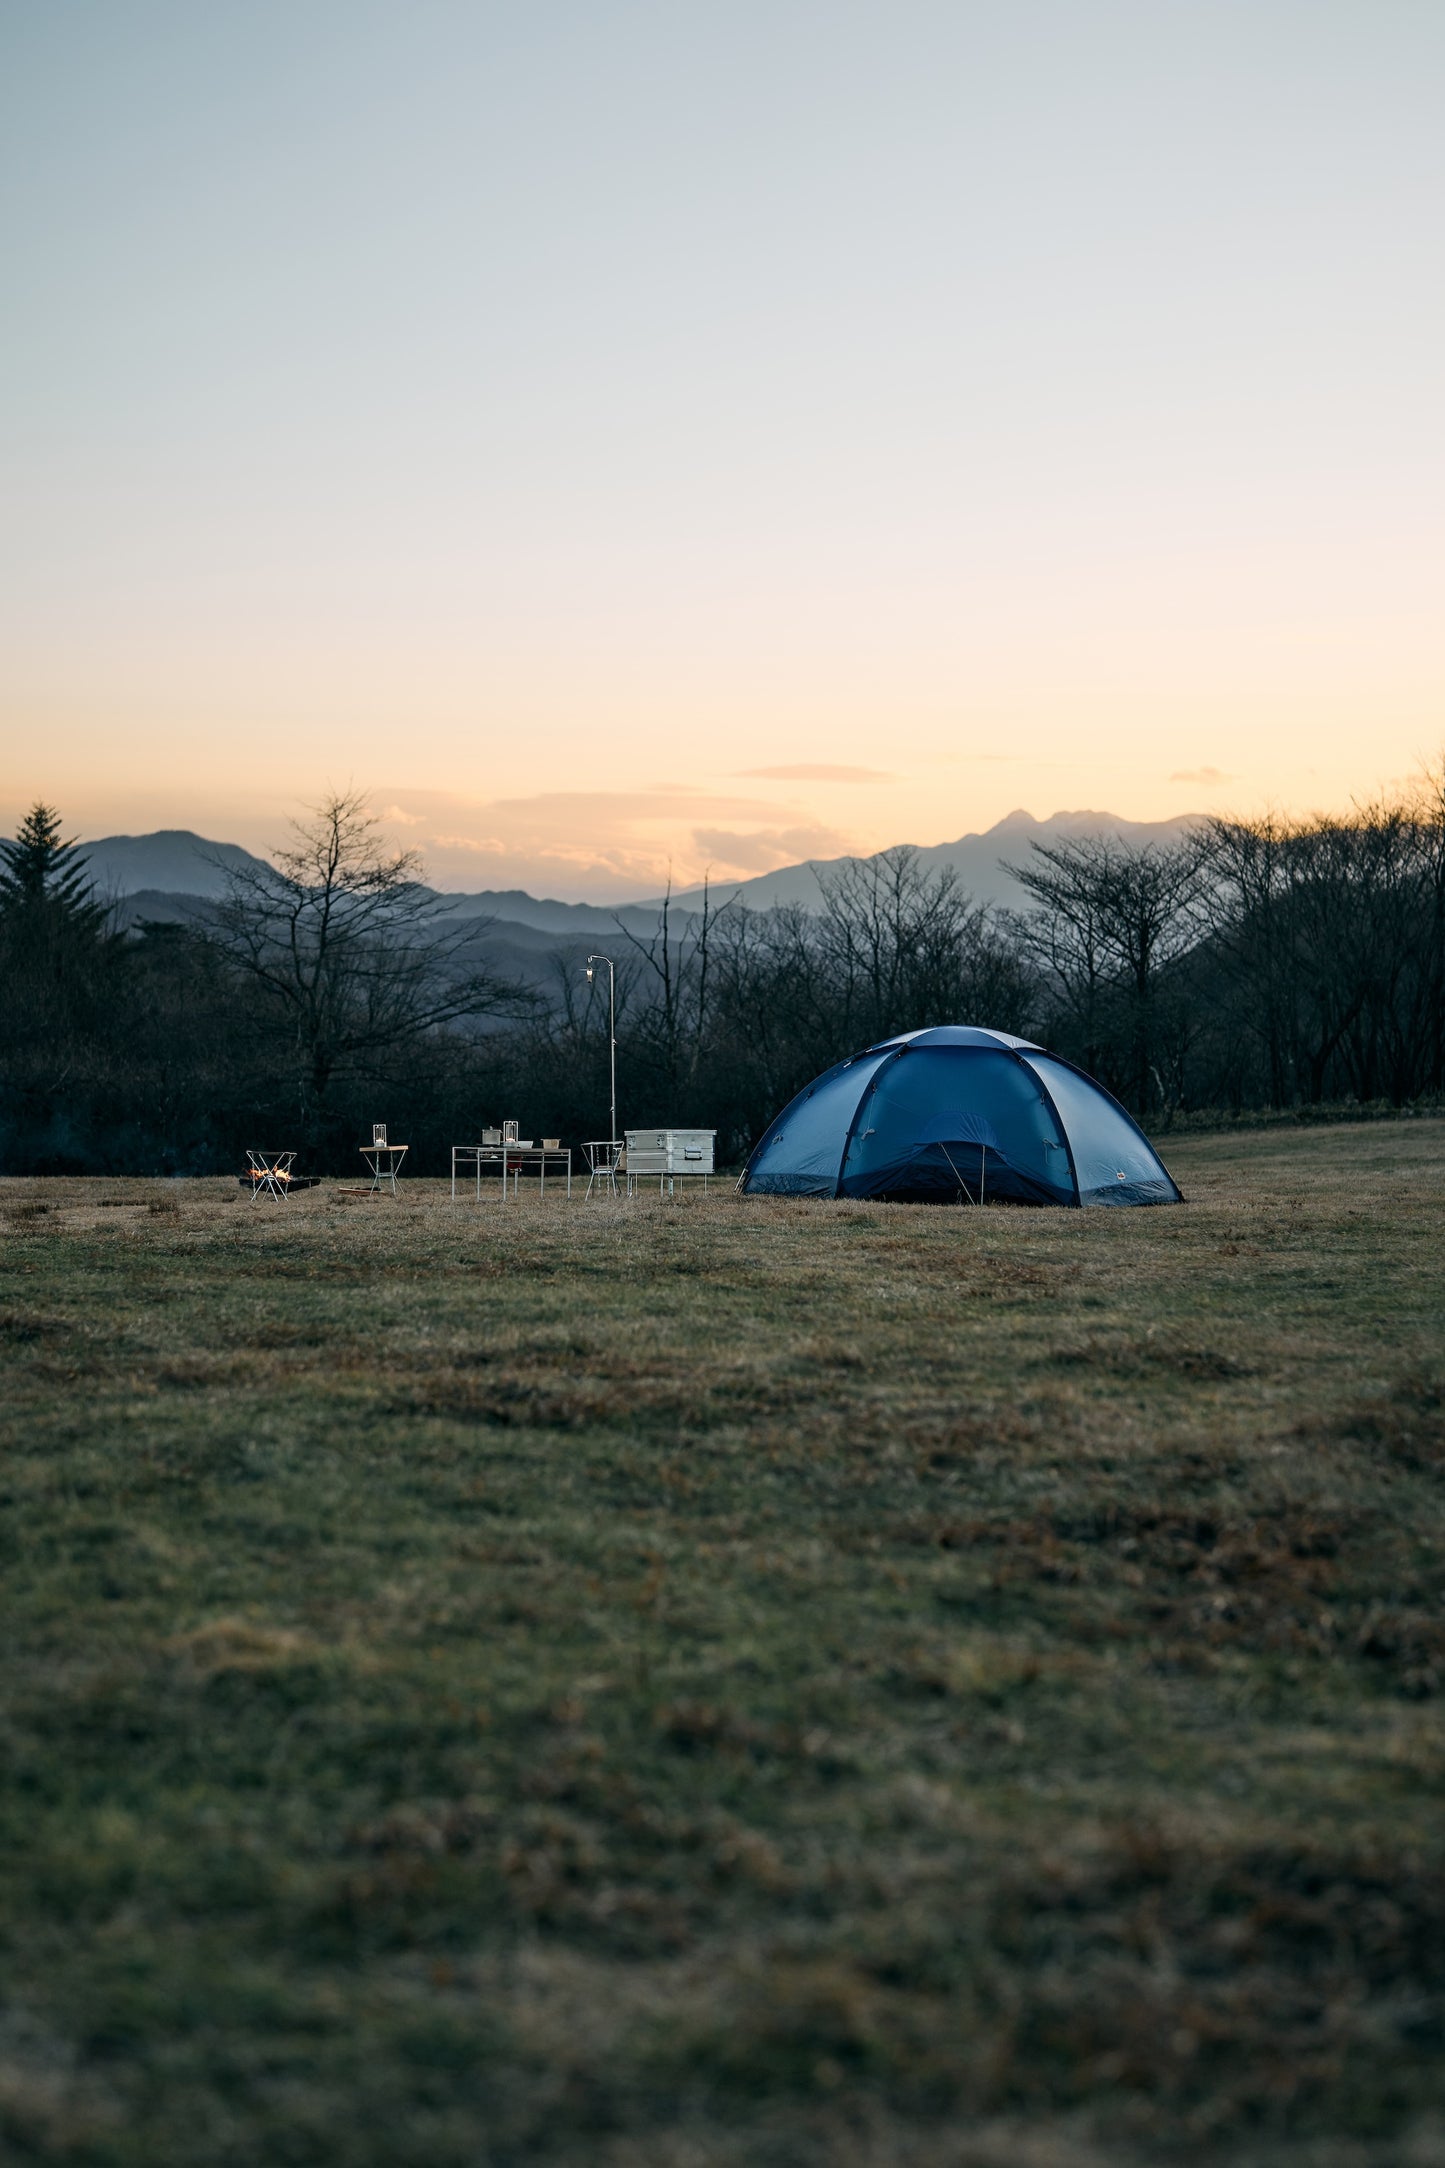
[739,1027,1182,1208]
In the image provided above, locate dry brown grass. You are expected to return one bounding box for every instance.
[1,1124,1443,2165]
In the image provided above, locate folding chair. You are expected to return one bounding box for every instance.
[582,1140,623,1198]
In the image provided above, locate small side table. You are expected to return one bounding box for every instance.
[360,1142,408,1195]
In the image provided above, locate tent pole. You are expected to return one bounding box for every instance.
[939,1142,973,1205]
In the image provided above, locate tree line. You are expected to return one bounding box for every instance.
[2,769,1442,1176]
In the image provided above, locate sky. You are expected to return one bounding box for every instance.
[2,1,1442,900]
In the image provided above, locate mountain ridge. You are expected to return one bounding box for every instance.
[640,807,1200,915]
[32,810,1201,933]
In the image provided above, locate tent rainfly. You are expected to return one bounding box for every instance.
[738,1026,1182,1208]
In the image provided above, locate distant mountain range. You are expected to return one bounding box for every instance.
[66,831,662,938]
[645,808,1197,915]
[35,810,1199,945]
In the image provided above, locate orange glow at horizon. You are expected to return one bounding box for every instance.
[6,546,1441,898]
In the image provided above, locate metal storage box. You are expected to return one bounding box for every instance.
[624,1128,716,1178]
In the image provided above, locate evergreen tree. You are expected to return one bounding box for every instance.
[0,802,106,927]
[0,804,118,1167]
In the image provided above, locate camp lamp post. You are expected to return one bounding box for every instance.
[585,954,617,1147]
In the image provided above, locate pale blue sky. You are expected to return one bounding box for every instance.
[3,3,1442,896]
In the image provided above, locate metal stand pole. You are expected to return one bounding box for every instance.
[586,954,618,1156]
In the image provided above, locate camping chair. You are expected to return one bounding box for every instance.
[247,1150,296,1202]
[582,1139,623,1198]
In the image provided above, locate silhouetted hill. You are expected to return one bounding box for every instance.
[63,833,660,937]
[74,830,271,898]
[107,886,603,1018]
[430,889,662,937]
[648,808,1201,915]
[58,809,1200,935]
[109,889,217,930]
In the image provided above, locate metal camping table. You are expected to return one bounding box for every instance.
[450,1143,572,1201]
[360,1141,408,1195]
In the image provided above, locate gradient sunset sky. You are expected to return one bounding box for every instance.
[3,3,1442,899]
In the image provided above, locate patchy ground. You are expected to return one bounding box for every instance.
[1,1125,1443,2166]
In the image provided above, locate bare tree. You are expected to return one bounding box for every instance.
[814,846,1033,1048]
[707,899,843,1115]
[1200,811,1298,1105]
[1208,784,1445,1107]
[212,790,520,1143]
[614,873,732,1118]
[1005,832,1213,1114]
[1416,756,1445,1095]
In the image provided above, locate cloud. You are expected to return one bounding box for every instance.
[367,784,861,901]
[1168,766,1236,786]
[385,786,782,830]
[380,803,426,826]
[738,763,896,784]
[690,823,853,874]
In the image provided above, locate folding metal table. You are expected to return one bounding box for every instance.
[360,1141,408,1195]
[451,1143,572,1200]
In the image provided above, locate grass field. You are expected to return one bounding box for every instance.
[2,1126,1444,2167]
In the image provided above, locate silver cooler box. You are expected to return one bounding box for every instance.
[624,1128,716,1178]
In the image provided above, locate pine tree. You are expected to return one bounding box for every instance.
[0,802,106,927]
[0,801,115,1076]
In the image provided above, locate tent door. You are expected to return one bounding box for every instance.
[938,1141,987,1205]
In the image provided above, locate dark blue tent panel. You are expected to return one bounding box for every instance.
[840,1047,1074,1205]
[740,1027,1181,1209]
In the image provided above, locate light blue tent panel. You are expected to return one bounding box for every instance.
[1020,1053,1179,1205]
[743,1049,896,1196]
